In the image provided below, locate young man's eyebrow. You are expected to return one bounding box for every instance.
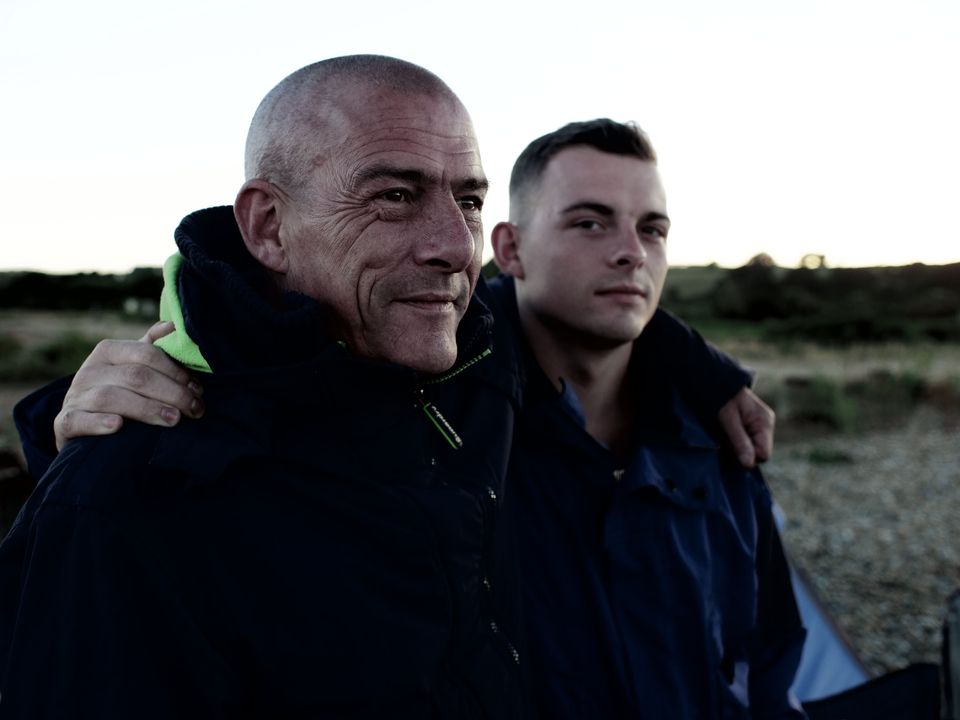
[641,211,671,225]
[561,201,615,216]
[561,202,671,226]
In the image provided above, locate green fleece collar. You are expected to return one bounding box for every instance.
[155,253,213,373]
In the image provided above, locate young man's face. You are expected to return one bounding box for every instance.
[508,145,670,349]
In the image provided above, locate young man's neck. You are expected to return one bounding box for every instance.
[520,310,636,456]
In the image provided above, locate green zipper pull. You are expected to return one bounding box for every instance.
[420,398,463,450]
[415,346,491,450]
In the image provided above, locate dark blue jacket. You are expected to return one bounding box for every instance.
[0,207,524,719]
[489,276,807,719]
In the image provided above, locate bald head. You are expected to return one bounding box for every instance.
[234,55,485,374]
[244,55,460,192]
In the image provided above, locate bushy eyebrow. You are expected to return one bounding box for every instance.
[561,201,671,226]
[351,163,488,194]
[640,211,671,226]
[352,164,432,188]
[456,176,490,194]
[562,201,615,216]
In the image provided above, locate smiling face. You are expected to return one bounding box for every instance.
[508,145,669,350]
[276,87,487,374]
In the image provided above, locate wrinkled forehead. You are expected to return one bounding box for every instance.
[310,89,483,178]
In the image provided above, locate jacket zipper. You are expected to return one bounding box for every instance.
[420,399,463,450]
[419,345,521,666]
[417,347,492,450]
[421,347,492,386]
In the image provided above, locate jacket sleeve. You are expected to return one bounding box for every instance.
[748,488,809,719]
[12,375,71,482]
[0,440,242,719]
[640,307,753,419]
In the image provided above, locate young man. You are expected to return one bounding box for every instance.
[488,120,806,718]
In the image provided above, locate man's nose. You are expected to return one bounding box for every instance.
[609,227,647,268]
[414,198,479,272]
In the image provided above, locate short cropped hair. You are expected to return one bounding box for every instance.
[509,119,657,225]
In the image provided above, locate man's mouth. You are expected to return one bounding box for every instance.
[595,284,649,299]
[397,293,460,313]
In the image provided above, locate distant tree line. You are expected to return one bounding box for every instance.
[662,262,960,343]
[0,268,162,315]
[5,262,960,344]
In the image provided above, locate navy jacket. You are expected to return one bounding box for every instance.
[489,277,806,719]
[0,207,524,719]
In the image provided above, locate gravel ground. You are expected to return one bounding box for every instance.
[765,406,960,676]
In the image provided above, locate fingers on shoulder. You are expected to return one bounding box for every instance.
[85,338,191,384]
[73,348,194,402]
[70,379,197,423]
[54,409,123,450]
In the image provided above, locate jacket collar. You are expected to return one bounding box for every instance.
[164,205,497,381]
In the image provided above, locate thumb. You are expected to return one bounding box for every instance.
[140,320,176,344]
[749,419,774,464]
[720,410,757,468]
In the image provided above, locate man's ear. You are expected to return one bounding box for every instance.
[234,180,289,274]
[490,221,525,279]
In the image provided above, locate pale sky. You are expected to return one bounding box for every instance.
[1,0,958,273]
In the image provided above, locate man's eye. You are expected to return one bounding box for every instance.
[458,196,483,212]
[642,225,668,240]
[574,219,603,231]
[379,189,412,203]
